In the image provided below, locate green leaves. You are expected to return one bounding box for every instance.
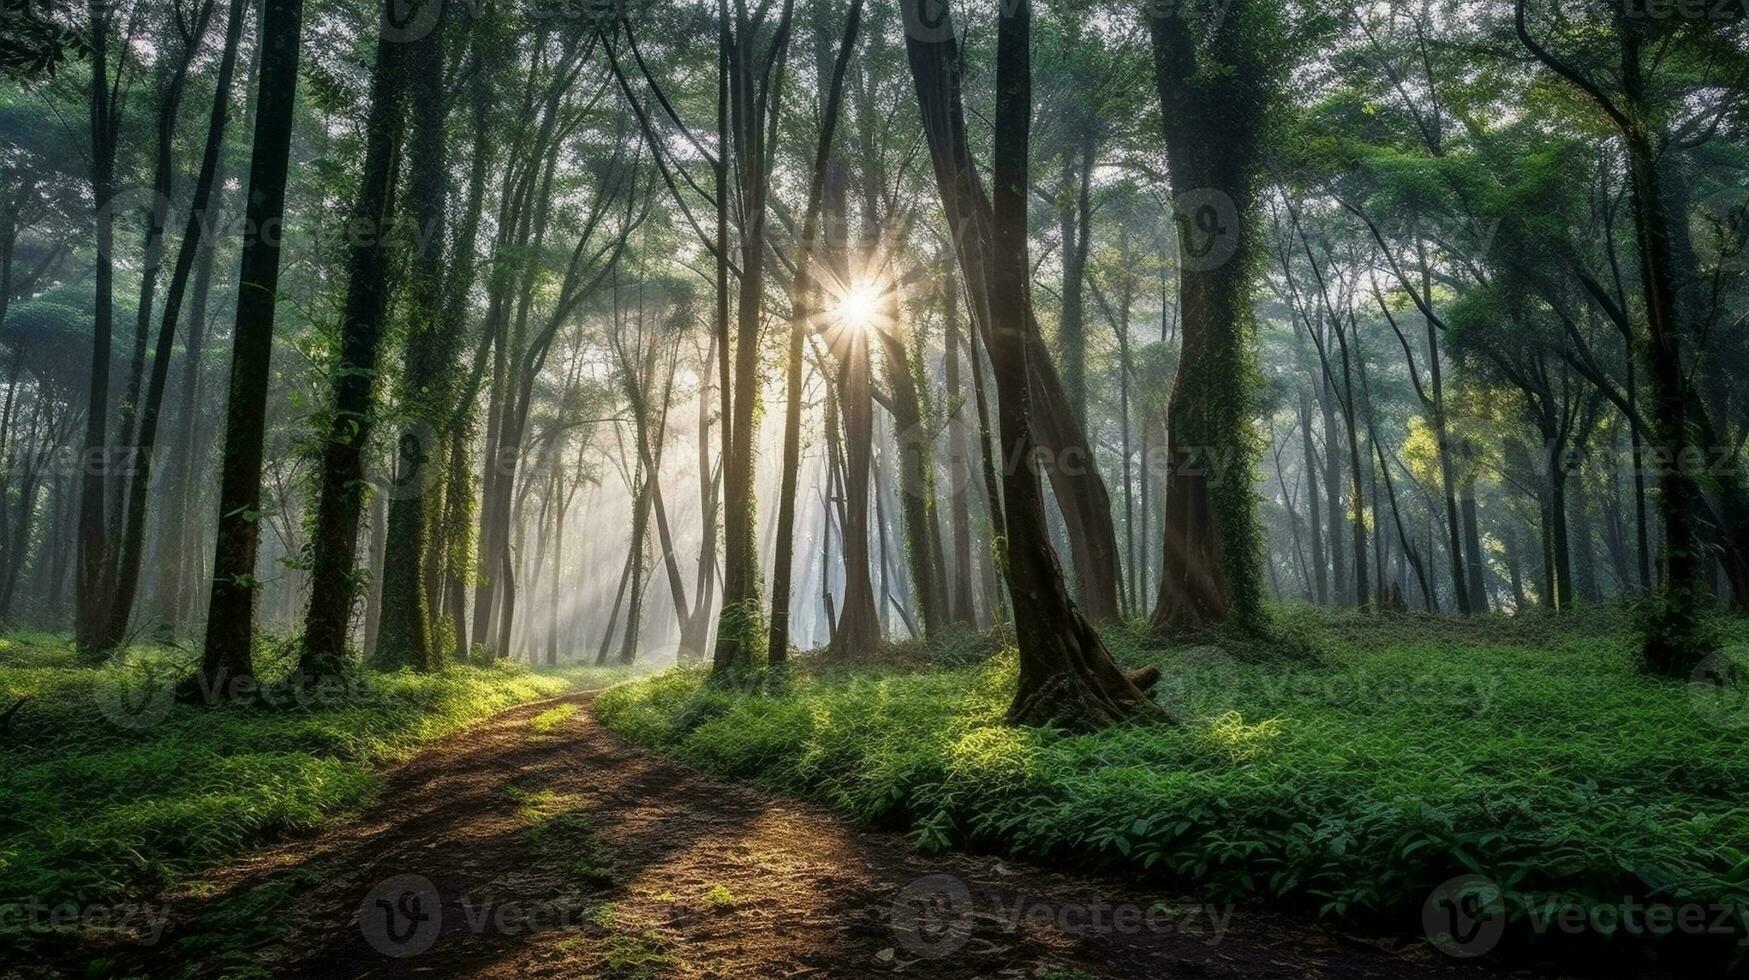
[595,616,1749,961]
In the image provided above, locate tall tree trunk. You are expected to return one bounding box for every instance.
[154,191,219,630]
[1427,312,1471,615]
[1516,1,1704,671]
[299,2,411,677]
[195,0,305,696]
[1322,376,1347,605]
[1334,321,1370,612]
[712,0,798,675]
[1146,0,1272,633]
[901,0,1122,626]
[618,467,652,665]
[373,4,450,670]
[944,269,977,625]
[1297,389,1326,604]
[988,0,1159,729]
[880,321,950,637]
[1057,142,1093,429]
[768,0,860,663]
[76,0,121,657]
[101,0,242,652]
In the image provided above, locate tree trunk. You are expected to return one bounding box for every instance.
[1146,0,1272,633]
[944,270,977,625]
[1297,389,1326,604]
[901,0,1122,626]
[195,0,305,697]
[76,0,120,657]
[769,0,860,663]
[372,10,450,670]
[988,0,1160,729]
[299,4,412,678]
[712,0,798,675]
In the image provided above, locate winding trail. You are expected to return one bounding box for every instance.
[133,691,1542,979]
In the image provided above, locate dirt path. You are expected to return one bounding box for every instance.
[122,691,1541,979]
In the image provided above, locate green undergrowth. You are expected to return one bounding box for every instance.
[0,632,629,949]
[595,608,1749,968]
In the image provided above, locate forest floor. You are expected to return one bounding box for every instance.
[82,689,1557,980]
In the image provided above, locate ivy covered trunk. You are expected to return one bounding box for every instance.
[1145,0,1271,636]
[372,4,450,671]
[300,5,410,679]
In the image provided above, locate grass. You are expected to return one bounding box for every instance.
[594,607,1749,967]
[530,703,581,733]
[0,631,640,955]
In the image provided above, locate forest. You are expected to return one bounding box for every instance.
[1,0,1747,976]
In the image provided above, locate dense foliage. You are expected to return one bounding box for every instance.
[598,613,1749,967]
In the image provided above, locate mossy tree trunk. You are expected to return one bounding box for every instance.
[300,1,412,679]
[1145,0,1274,636]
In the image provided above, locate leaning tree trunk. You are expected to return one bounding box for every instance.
[987,0,1160,730]
[901,0,1123,627]
[99,0,246,655]
[880,319,950,638]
